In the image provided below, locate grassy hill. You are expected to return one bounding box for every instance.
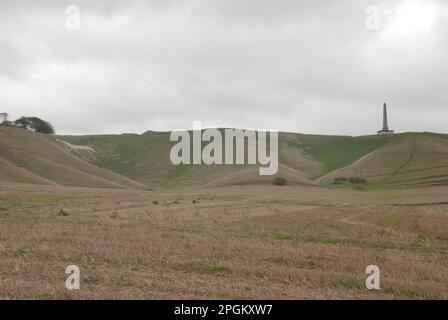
[318,132,448,188]
[277,132,396,178]
[0,127,144,189]
[62,129,397,189]
[2,126,448,190]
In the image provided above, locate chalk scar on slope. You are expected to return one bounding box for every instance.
[56,139,96,156]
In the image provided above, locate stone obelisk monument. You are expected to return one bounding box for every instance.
[377,103,394,134]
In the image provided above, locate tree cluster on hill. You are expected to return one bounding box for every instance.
[0,112,55,134]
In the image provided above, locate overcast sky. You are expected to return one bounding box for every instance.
[0,0,447,135]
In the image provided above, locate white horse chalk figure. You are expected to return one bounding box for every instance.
[56,139,96,156]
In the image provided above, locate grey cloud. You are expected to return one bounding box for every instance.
[0,0,447,135]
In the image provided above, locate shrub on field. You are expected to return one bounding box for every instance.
[110,212,119,219]
[58,208,68,216]
[273,177,287,186]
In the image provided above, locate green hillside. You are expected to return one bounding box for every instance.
[63,132,173,185]
[280,134,397,178]
[3,126,447,190]
[63,131,315,189]
[62,130,401,189]
[318,132,448,189]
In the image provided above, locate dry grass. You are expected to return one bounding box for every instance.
[0,127,144,189]
[0,183,447,299]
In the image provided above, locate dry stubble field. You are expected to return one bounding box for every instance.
[0,183,447,299]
